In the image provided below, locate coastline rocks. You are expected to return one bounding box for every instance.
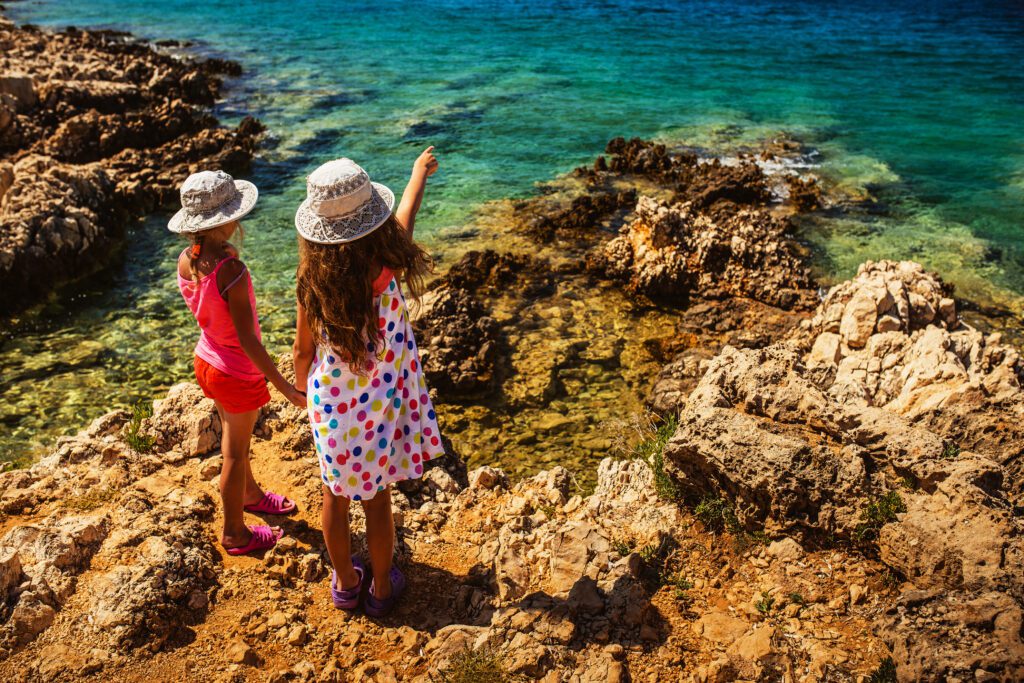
[147,383,221,458]
[660,260,1024,680]
[591,195,815,308]
[413,287,503,399]
[0,17,264,314]
[598,136,781,213]
[0,513,109,652]
[801,260,1024,502]
[524,189,637,243]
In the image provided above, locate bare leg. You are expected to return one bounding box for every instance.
[361,486,395,600]
[219,406,260,548]
[242,444,265,507]
[322,487,359,589]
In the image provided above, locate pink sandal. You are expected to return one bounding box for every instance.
[224,525,283,556]
[244,491,297,515]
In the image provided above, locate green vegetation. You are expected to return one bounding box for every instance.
[755,590,775,616]
[122,400,156,454]
[611,538,635,557]
[941,442,961,459]
[607,412,680,501]
[670,574,694,602]
[788,592,805,607]
[633,414,680,501]
[854,491,907,544]
[435,647,512,683]
[868,657,898,683]
[881,567,903,592]
[636,538,680,592]
[694,496,741,534]
[693,495,771,550]
[64,486,118,512]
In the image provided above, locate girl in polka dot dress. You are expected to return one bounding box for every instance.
[292,147,441,617]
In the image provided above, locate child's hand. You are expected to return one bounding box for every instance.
[285,386,306,409]
[413,146,439,179]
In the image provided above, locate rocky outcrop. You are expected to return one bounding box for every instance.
[801,260,1024,501]
[663,260,1024,680]
[592,194,816,308]
[0,375,904,681]
[0,15,264,314]
[413,286,503,399]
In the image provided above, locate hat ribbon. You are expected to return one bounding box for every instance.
[311,182,372,218]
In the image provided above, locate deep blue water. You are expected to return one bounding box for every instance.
[3,0,1024,460]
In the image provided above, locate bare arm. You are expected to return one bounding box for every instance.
[223,261,305,408]
[393,145,439,235]
[293,301,315,392]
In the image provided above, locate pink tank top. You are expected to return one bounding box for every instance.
[177,250,264,381]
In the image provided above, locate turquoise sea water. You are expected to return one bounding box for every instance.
[2,0,1024,462]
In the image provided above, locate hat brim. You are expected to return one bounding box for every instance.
[167,180,259,234]
[294,182,395,244]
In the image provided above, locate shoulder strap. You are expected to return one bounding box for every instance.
[214,257,249,299]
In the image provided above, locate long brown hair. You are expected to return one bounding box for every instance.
[297,215,432,370]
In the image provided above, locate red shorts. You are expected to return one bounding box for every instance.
[194,355,270,414]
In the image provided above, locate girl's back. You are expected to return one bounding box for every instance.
[177,244,263,380]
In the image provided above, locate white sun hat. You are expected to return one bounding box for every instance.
[294,158,395,244]
[167,170,258,233]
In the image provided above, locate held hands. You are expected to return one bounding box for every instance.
[413,146,439,179]
[285,385,306,409]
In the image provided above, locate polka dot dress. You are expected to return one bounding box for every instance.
[306,276,443,501]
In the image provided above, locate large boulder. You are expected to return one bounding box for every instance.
[0,513,109,653]
[801,260,1024,503]
[0,20,262,314]
[148,383,221,457]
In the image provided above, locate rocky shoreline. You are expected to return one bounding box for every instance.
[0,130,1021,681]
[0,11,263,315]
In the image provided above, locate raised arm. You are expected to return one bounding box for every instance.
[222,261,306,408]
[393,146,439,235]
[293,301,315,394]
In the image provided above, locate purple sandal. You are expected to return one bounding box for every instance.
[364,566,406,618]
[330,556,366,611]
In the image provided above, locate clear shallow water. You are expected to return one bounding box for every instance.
[3,0,1024,463]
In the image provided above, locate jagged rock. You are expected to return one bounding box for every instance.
[785,175,822,211]
[439,249,552,298]
[658,261,1024,679]
[225,638,257,665]
[88,489,217,652]
[0,20,262,314]
[412,287,503,399]
[591,195,814,308]
[801,261,1024,502]
[147,383,221,457]
[525,189,637,242]
[879,590,1024,682]
[0,513,108,653]
[468,466,507,490]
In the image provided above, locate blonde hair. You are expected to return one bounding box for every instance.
[186,221,244,279]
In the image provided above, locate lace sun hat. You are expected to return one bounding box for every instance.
[167,170,258,234]
[294,158,395,244]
